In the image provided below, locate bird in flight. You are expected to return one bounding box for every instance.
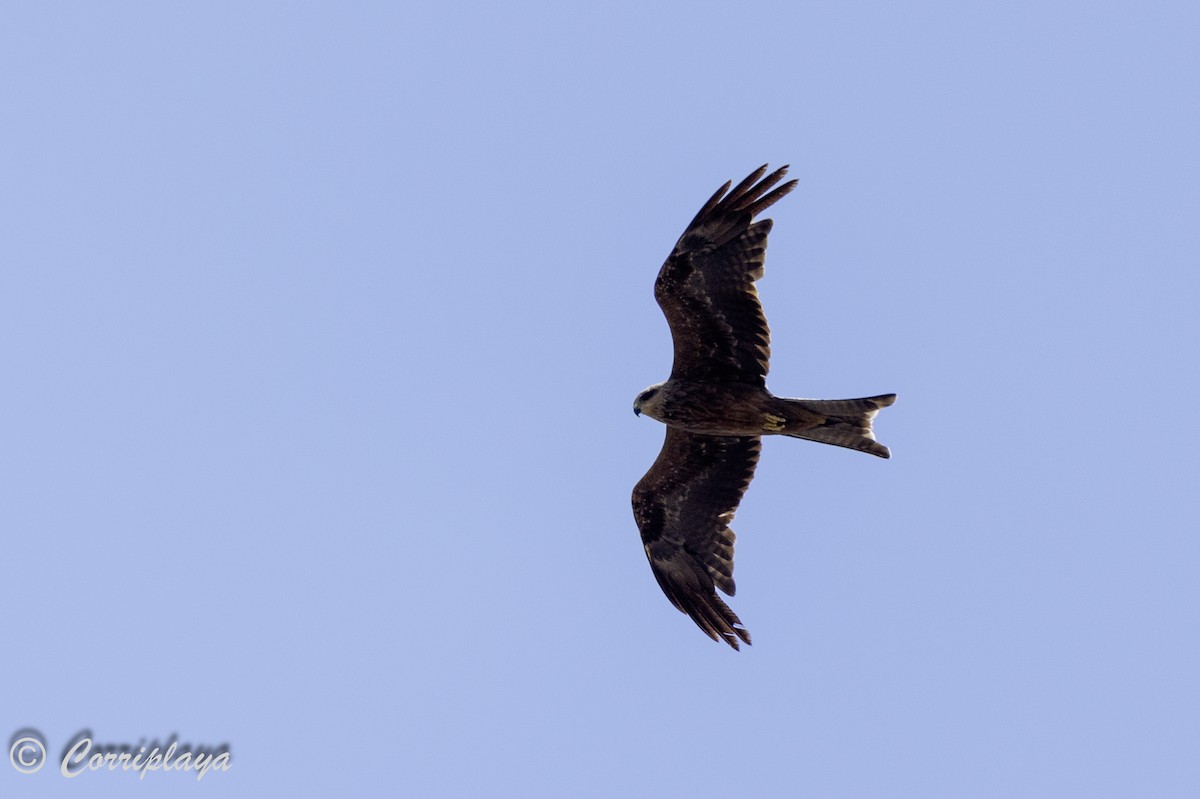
[632,164,896,650]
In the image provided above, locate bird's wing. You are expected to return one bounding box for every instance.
[632,427,762,650]
[654,164,797,387]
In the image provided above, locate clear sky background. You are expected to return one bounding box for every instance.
[2,2,1198,797]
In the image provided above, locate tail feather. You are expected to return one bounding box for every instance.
[783,393,896,458]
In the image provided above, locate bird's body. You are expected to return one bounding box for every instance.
[636,379,778,433]
[632,164,895,650]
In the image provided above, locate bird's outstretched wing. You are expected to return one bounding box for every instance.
[632,427,761,650]
[654,164,798,387]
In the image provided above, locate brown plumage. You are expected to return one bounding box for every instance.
[632,164,896,650]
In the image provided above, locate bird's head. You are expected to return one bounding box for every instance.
[633,383,666,420]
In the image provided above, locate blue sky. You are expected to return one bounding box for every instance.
[2,2,1198,796]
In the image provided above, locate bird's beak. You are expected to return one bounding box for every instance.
[633,407,641,417]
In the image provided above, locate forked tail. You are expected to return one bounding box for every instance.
[783,394,896,458]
